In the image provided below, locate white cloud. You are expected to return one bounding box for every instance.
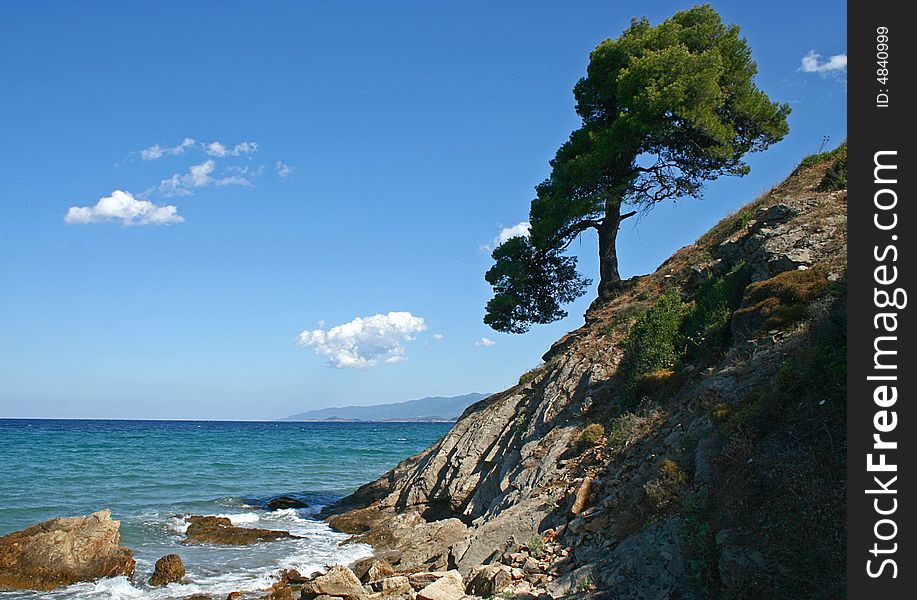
[297,311,427,368]
[205,141,258,158]
[139,138,196,161]
[475,337,495,347]
[276,161,293,178]
[188,160,216,187]
[482,221,531,251]
[159,160,251,196]
[432,333,444,341]
[800,51,847,73]
[64,190,183,226]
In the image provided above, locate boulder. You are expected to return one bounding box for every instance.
[466,564,512,597]
[376,575,412,595]
[415,570,465,600]
[267,496,309,510]
[150,553,185,586]
[0,509,135,591]
[183,515,300,545]
[407,571,450,590]
[301,565,366,599]
[359,558,396,583]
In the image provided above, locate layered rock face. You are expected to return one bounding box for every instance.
[323,150,848,599]
[0,509,135,591]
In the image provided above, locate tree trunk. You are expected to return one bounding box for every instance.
[597,201,633,297]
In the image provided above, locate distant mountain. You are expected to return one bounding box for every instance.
[281,393,490,422]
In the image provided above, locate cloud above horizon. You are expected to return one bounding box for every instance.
[64,190,183,226]
[205,141,258,158]
[475,337,495,347]
[276,161,294,178]
[138,138,196,161]
[297,311,427,368]
[800,50,847,74]
[482,221,530,252]
[159,160,253,196]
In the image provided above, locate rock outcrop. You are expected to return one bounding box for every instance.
[182,516,300,545]
[267,496,309,510]
[320,148,848,599]
[300,564,367,599]
[149,553,185,586]
[0,509,135,591]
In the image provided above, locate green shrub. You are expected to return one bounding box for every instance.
[681,263,750,363]
[644,458,688,514]
[794,141,847,174]
[579,423,605,445]
[819,143,847,191]
[526,535,545,558]
[607,412,646,450]
[518,364,544,386]
[619,289,686,408]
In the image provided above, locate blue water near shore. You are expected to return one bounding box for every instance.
[0,419,451,599]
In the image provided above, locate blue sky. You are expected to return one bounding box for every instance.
[0,1,847,419]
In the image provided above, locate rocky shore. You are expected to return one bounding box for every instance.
[1,148,848,599]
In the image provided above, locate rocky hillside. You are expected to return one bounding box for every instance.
[323,145,848,600]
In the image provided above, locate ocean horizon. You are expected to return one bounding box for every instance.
[0,418,452,599]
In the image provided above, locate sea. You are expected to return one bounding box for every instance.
[0,419,452,599]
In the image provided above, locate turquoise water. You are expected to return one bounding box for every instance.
[0,419,451,599]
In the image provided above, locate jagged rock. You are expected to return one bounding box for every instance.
[183,516,299,545]
[466,564,512,596]
[267,496,309,510]
[374,575,412,595]
[301,565,366,599]
[547,564,594,596]
[415,570,464,600]
[319,158,847,598]
[0,509,135,591]
[150,553,185,586]
[407,571,450,590]
[278,568,309,584]
[261,587,297,600]
[360,559,396,583]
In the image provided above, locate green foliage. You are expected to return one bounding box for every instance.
[681,263,750,362]
[607,411,647,450]
[625,289,686,374]
[818,143,847,191]
[575,575,596,593]
[645,457,689,514]
[486,5,789,333]
[579,423,606,445]
[619,289,686,407]
[794,141,847,174]
[518,364,544,386]
[526,535,545,558]
[484,236,590,333]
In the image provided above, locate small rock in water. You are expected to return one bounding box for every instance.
[150,553,185,586]
[267,496,309,510]
[183,515,300,545]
